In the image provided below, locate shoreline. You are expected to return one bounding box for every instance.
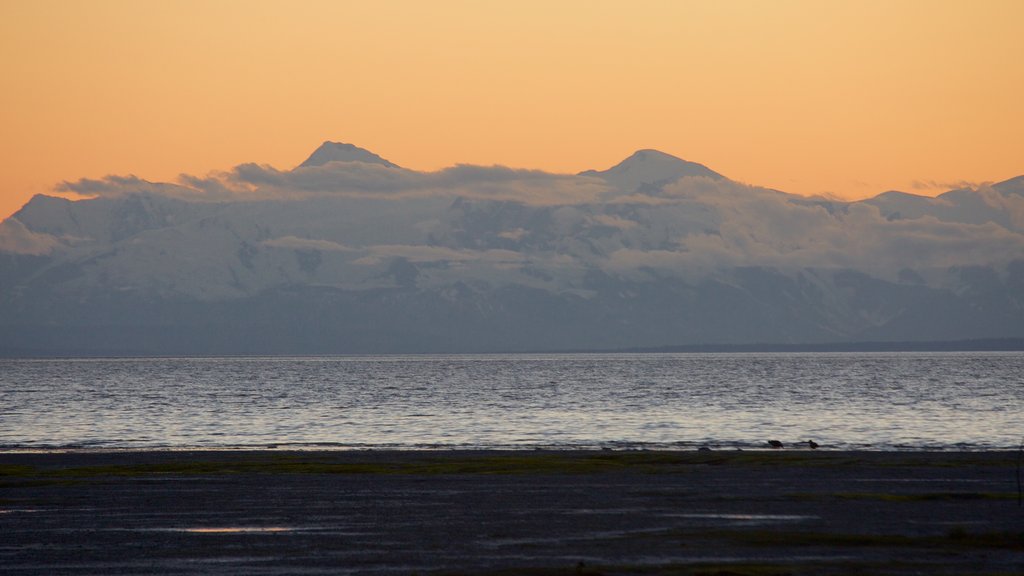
[3,443,1021,454]
[3,449,1022,575]
[4,445,1020,459]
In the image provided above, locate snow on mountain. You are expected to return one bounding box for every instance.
[1,142,1022,354]
[12,192,203,244]
[861,179,1024,232]
[298,141,400,169]
[0,218,60,255]
[579,149,723,194]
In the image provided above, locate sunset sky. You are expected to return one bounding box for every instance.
[1,0,1022,219]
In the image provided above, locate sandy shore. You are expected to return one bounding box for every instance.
[2,450,1022,575]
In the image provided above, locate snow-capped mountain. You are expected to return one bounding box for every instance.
[579,149,723,194]
[298,141,401,169]
[1,142,1022,354]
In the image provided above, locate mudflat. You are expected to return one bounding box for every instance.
[2,450,1022,575]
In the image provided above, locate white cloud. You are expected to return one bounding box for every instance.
[498,228,529,240]
[261,236,355,252]
[16,146,1023,288]
[58,175,199,199]
[590,214,638,230]
[582,177,1024,278]
[168,161,611,205]
[910,178,983,191]
[0,218,61,255]
[354,244,527,266]
[976,184,1024,229]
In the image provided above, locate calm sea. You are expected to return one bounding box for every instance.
[1,352,1021,451]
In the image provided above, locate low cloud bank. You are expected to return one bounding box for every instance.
[0,218,60,255]
[58,160,610,206]
[7,147,1023,284]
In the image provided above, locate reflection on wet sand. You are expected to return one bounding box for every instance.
[179,527,294,534]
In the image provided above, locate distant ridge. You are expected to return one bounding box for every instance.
[564,338,1024,354]
[3,339,1022,358]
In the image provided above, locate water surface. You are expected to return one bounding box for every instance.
[1,352,1020,451]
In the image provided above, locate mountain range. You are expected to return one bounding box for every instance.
[1,141,1022,355]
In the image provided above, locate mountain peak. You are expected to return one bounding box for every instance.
[580,149,723,193]
[298,141,400,169]
[613,149,721,176]
[624,149,685,162]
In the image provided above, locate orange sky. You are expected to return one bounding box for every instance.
[1,0,1022,219]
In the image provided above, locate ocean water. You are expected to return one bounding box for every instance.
[0,352,1021,451]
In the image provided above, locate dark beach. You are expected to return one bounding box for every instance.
[2,450,1022,575]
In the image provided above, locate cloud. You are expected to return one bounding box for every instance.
[604,246,731,277]
[910,178,983,192]
[296,170,1024,277]
[176,173,243,199]
[261,236,355,252]
[58,175,198,198]
[430,166,608,204]
[354,244,526,266]
[49,158,612,207]
[0,218,61,255]
[23,147,1023,291]
[163,161,611,205]
[573,177,1024,278]
[846,210,1024,269]
[590,214,638,230]
[231,161,419,193]
[498,228,529,240]
[975,184,1024,229]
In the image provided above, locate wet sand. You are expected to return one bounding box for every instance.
[2,450,1022,575]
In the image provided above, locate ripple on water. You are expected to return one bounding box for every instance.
[1,352,1021,450]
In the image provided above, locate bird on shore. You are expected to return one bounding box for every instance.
[767,439,784,449]
[807,440,819,449]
